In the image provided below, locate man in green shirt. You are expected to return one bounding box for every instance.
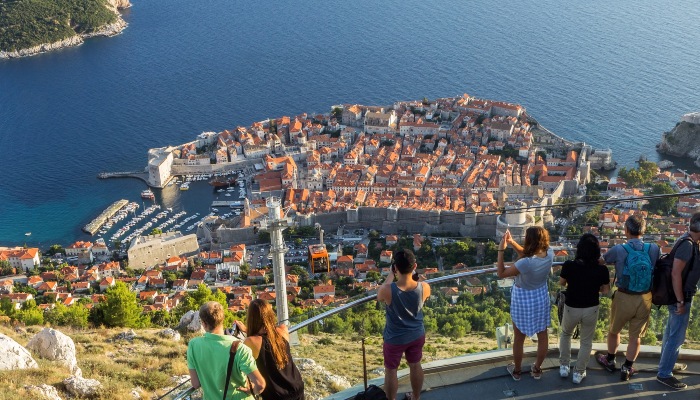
[187,301,265,400]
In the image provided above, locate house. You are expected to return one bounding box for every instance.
[0,247,40,272]
[313,284,336,299]
[413,234,423,251]
[0,279,13,294]
[27,276,44,289]
[99,277,115,292]
[354,243,368,259]
[36,281,58,293]
[3,293,34,309]
[386,235,398,246]
[337,255,354,269]
[172,279,188,291]
[139,291,158,302]
[66,241,94,264]
[380,250,393,264]
[257,291,276,303]
[285,274,299,287]
[72,281,91,293]
[149,278,167,289]
[248,270,266,283]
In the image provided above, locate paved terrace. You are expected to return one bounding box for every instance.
[327,345,700,399]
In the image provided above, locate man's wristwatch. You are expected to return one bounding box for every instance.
[677,300,685,306]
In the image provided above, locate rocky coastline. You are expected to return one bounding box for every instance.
[0,0,131,60]
[656,112,700,167]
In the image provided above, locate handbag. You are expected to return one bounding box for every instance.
[222,340,260,400]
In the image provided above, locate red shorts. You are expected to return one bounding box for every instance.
[383,335,425,369]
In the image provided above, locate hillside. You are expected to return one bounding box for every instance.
[0,0,130,58]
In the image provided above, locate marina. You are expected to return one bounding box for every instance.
[82,199,129,235]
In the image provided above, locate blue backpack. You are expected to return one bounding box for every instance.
[618,243,653,293]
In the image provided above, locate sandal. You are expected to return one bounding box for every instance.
[507,363,521,381]
[531,364,543,380]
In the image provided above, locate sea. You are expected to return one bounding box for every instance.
[1,0,700,247]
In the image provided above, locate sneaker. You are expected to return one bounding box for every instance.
[673,363,688,371]
[620,365,635,381]
[507,363,521,381]
[531,364,543,380]
[572,371,586,384]
[596,353,616,373]
[560,364,570,378]
[657,376,687,390]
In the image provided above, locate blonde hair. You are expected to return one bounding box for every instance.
[246,299,288,369]
[199,301,224,331]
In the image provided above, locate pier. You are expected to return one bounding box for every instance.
[82,199,129,235]
[97,171,149,184]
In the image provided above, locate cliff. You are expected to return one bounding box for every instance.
[0,0,131,60]
[657,113,700,166]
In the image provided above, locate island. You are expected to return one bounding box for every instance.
[0,0,131,59]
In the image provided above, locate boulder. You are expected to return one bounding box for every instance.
[63,376,101,398]
[178,310,204,333]
[0,333,38,370]
[296,358,351,392]
[24,384,62,400]
[159,328,181,341]
[115,329,137,341]
[26,328,79,375]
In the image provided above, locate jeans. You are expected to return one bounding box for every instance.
[658,302,691,378]
[559,304,599,373]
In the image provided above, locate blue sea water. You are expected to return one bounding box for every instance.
[1,0,700,246]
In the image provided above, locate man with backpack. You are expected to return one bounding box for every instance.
[596,215,660,381]
[656,213,700,390]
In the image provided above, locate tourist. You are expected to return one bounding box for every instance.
[497,227,553,381]
[233,299,304,400]
[558,233,610,384]
[378,249,431,400]
[596,215,660,381]
[657,213,700,390]
[188,301,265,400]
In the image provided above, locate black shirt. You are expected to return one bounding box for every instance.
[560,259,610,308]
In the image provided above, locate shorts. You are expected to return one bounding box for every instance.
[609,291,652,338]
[383,335,425,369]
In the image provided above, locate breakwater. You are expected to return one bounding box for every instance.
[82,199,129,235]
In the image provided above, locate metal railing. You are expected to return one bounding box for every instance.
[162,263,567,400]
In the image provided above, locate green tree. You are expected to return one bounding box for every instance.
[47,244,65,256]
[645,183,677,215]
[150,228,163,235]
[0,260,13,276]
[239,263,250,280]
[100,281,143,327]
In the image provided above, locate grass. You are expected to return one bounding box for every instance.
[0,325,189,400]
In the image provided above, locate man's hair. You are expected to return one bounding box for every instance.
[199,301,224,331]
[392,249,416,274]
[624,215,646,236]
[690,212,700,233]
[575,233,601,263]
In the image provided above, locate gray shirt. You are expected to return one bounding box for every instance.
[603,238,660,282]
[514,248,554,290]
[673,233,700,292]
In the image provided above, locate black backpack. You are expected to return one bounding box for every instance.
[651,237,695,306]
[354,384,387,400]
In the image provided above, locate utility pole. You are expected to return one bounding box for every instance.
[261,197,290,324]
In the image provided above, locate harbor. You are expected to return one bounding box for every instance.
[82,199,129,235]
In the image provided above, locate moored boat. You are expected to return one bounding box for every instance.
[141,189,155,200]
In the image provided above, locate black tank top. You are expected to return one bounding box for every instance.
[256,334,304,400]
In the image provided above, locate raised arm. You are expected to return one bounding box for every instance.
[497,234,520,278]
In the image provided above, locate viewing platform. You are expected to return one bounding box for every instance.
[328,346,700,400]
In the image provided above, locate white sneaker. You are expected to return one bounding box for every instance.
[573,371,586,384]
[560,364,570,378]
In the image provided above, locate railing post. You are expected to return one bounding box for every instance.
[362,337,368,391]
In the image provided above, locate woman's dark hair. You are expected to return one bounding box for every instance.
[575,233,601,263]
[522,226,549,257]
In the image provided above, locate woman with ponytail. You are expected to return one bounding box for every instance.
[234,299,304,400]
